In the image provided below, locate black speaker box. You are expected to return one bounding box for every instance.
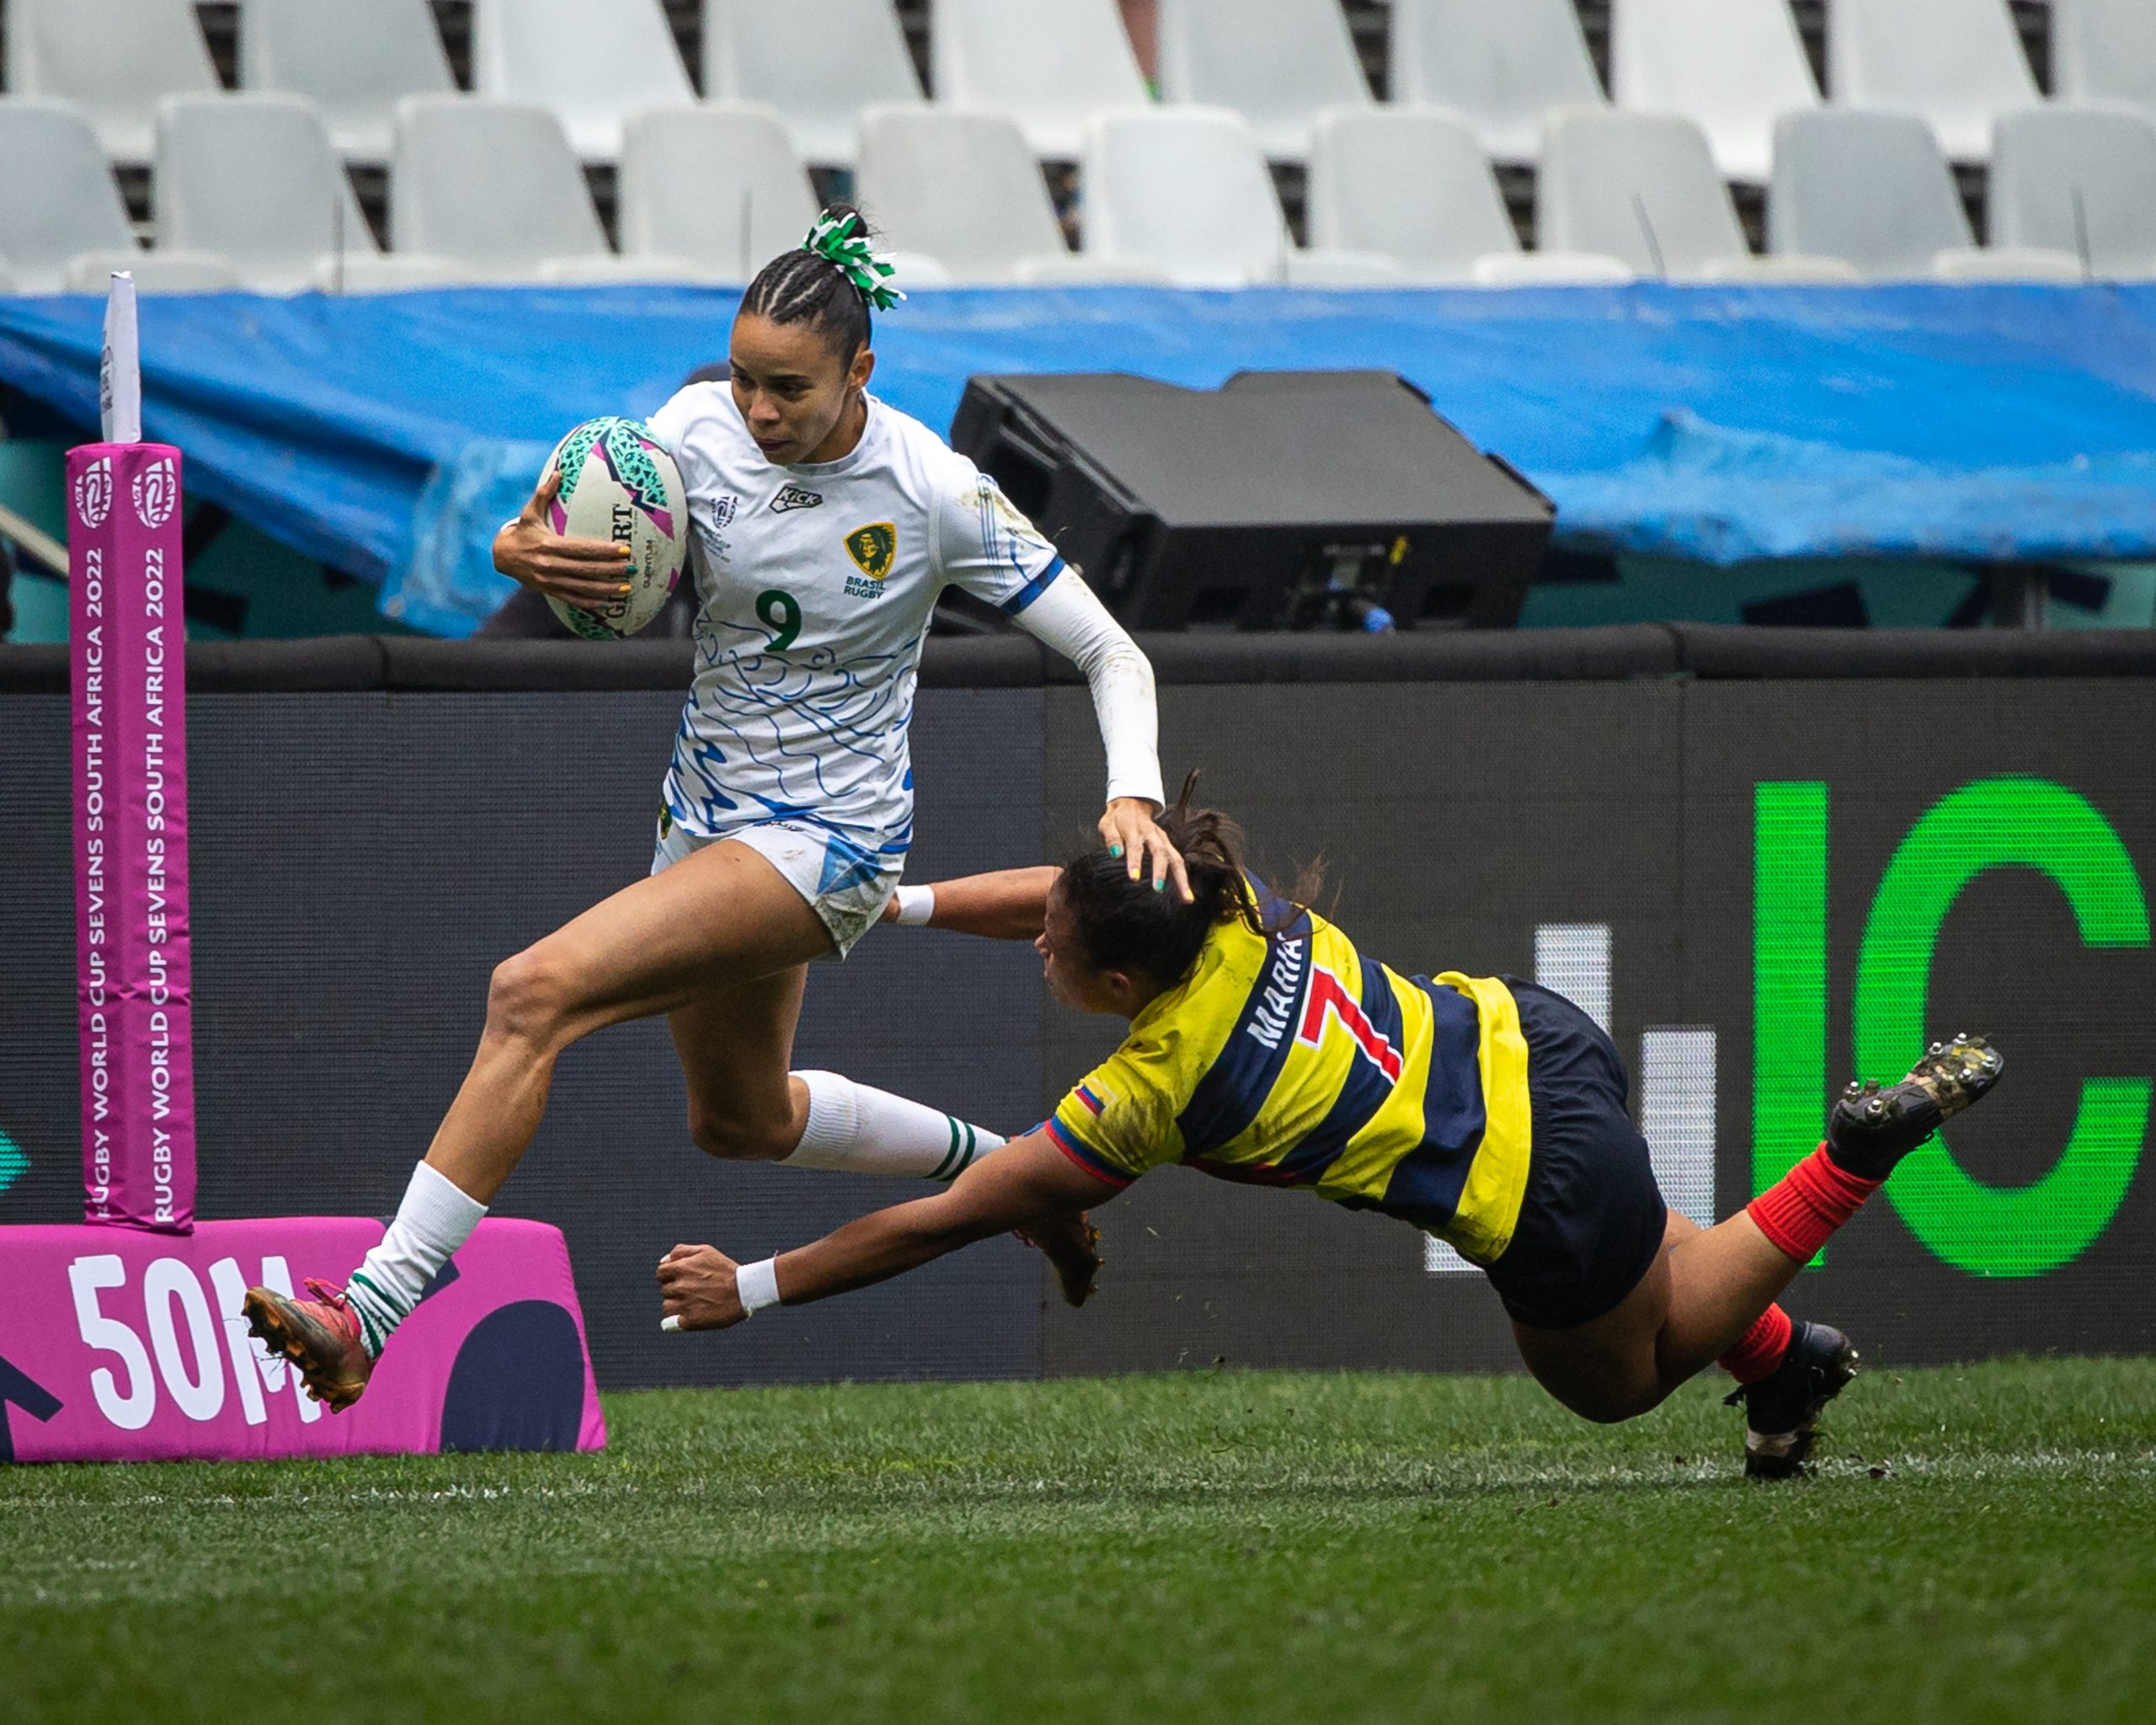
[949,371,1555,630]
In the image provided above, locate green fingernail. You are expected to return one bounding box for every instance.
[1154,879,1165,892]
[1109,845,1123,857]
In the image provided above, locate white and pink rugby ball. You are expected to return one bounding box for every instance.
[541,417,690,639]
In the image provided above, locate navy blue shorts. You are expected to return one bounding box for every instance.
[1481,980,1669,1331]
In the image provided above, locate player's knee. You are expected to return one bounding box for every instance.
[1567,1380,1667,1425]
[484,947,574,1047]
[686,1098,792,1162]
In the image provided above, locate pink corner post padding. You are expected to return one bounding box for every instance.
[70,441,196,1231]
[0,1218,606,1463]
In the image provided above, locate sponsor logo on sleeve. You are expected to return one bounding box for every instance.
[769,484,823,514]
[842,522,897,600]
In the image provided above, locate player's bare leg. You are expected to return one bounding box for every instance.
[244,840,830,1405]
[1513,1036,2003,1453]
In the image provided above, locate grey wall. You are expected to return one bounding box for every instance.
[4,673,2153,1384]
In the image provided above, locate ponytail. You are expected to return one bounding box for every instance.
[739,202,900,363]
[1058,773,1324,991]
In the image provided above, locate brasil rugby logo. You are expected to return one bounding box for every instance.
[844,523,895,600]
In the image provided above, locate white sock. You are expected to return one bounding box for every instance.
[779,1070,1006,1180]
[344,1162,488,1358]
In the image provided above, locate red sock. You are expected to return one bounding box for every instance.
[1718,1302,1794,1384]
[1748,1143,1882,1263]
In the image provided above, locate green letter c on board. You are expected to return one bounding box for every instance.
[1854,776,2149,1277]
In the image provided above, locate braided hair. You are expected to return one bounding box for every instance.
[739,203,899,366]
[1057,774,1325,992]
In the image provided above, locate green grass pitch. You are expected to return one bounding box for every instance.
[3,1358,2151,1724]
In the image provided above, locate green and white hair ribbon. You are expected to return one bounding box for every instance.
[803,211,906,310]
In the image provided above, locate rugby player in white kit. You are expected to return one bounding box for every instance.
[243,208,1184,1408]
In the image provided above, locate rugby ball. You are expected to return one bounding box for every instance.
[541,417,690,639]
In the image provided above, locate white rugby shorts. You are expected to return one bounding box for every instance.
[649,814,898,960]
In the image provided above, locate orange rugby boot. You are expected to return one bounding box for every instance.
[242,1278,373,1412]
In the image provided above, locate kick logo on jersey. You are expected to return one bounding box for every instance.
[843,522,896,599]
[770,484,823,514]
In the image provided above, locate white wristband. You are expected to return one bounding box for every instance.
[735,1257,782,1316]
[892,884,936,927]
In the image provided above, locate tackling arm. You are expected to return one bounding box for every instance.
[656,1135,1115,1328]
[880,866,1058,940]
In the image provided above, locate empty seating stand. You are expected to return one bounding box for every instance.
[932,0,1152,161]
[391,96,686,280]
[702,0,925,169]
[855,106,1086,283]
[240,0,457,163]
[2052,0,2156,115]
[1155,0,1372,163]
[1610,0,1818,183]
[470,0,694,162]
[5,0,220,163]
[1306,106,1630,284]
[617,103,819,280]
[1827,0,2039,163]
[1541,109,1855,280]
[1081,107,1401,286]
[1388,0,1606,165]
[1990,106,2156,280]
[154,95,382,292]
[1769,108,2081,280]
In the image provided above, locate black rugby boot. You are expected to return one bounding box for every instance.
[1726,1321,1860,1481]
[1827,1034,2004,1180]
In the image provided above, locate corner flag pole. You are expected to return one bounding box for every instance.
[70,272,196,1232]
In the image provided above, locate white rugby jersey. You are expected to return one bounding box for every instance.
[644,385,1064,881]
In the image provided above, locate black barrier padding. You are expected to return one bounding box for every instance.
[1038,624,1682,686]
[1671,624,2156,679]
[0,686,1049,1391]
[5,675,2155,1383]
[1681,682,2156,1364]
[13,627,2156,696]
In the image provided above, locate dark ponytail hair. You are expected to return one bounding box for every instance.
[739,201,876,364]
[1057,773,1324,992]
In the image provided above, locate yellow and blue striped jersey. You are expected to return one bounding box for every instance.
[1046,903,1534,1263]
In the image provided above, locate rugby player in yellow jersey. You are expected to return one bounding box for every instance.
[656,789,2003,1477]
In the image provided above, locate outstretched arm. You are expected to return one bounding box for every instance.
[656,1134,1116,1328]
[879,866,1058,940]
[1008,573,1192,901]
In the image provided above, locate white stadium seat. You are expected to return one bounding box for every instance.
[4,0,219,164]
[1539,110,1756,279]
[470,0,694,163]
[155,95,377,293]
[1826,0,2038,164]
[1610,0,1819,183]
[2052,0,2156,115]
[617,104,819,281]
[856,106,1079,284]
[702,0,925,168]
[1307,106,1514,281]
[391,96,623,280]
[1081,107,1388,286]
[1155,0,1372,163]
[1769,108,2079,281]
[240,0,457,164]
[0,98,146,295]
[1388,0,1605,165]
[1990,106,2156,280]
[931,0,1151,161]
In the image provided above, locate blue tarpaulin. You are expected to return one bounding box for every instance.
[2,282,2153,635]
